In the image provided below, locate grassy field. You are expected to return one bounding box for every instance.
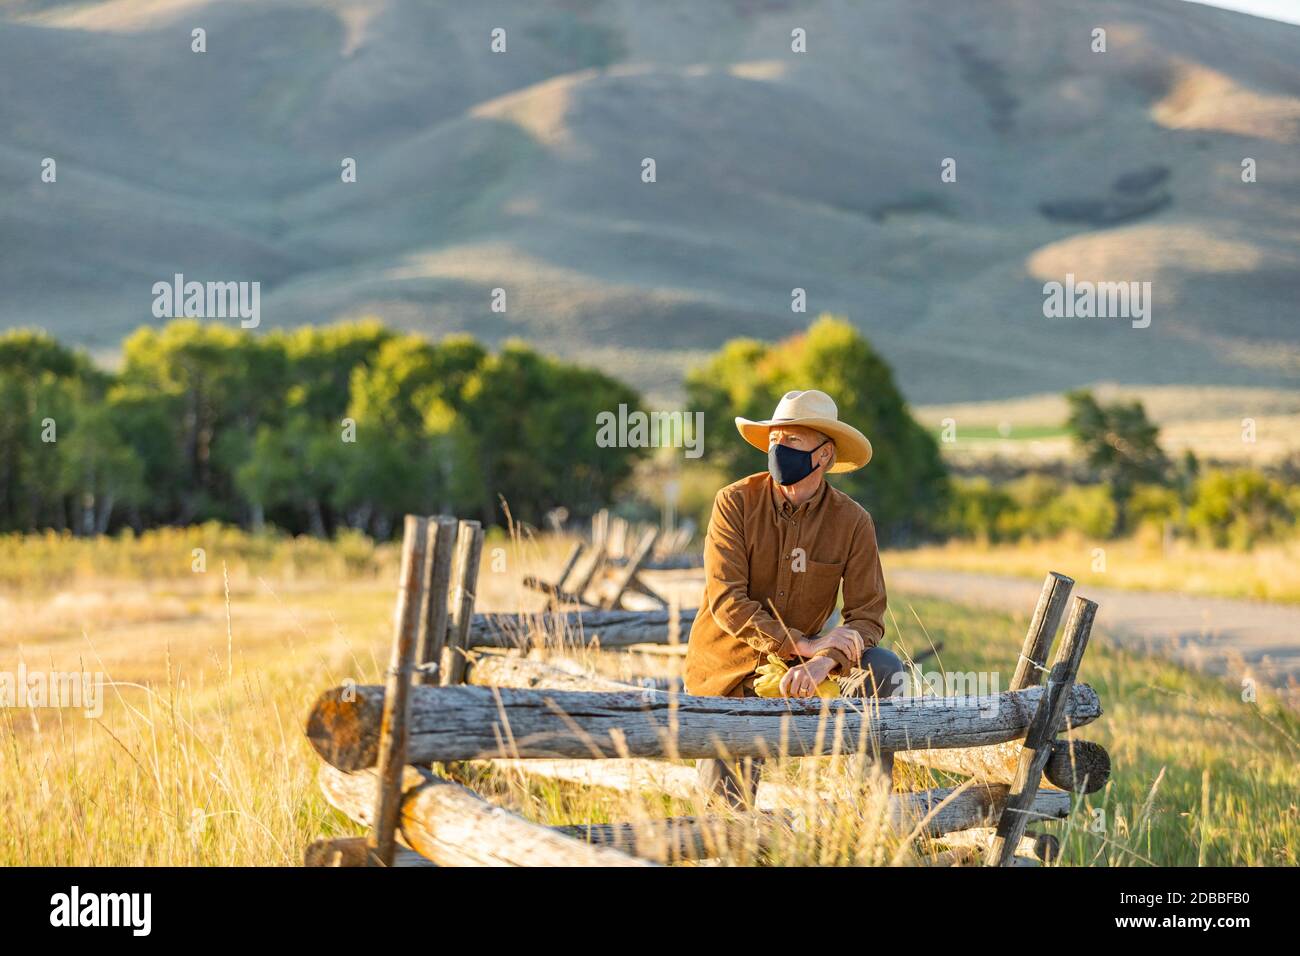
[887,534,1300,604]
[914,385,1300,467]
[1,530,1295,866]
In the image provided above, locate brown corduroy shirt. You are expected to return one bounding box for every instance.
[684,472,888,698]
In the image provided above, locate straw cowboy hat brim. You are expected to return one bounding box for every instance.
[735,389,872,473]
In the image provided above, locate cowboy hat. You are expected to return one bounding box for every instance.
[734,389,872,473]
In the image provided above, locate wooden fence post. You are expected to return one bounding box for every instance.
[568,539,607,607]
[414,516,459,685]
[441,520,484,686]
[602,527,659,609]
[522,540,587,608]
[368,515,429,866]
[553,541,585,593]
[1011,572,1074,691]
[609,516,628,559]
[987,595,1098,866]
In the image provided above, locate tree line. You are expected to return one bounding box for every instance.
[13,314,1276,549]
[0,320,642,537]
[0,316,953,542]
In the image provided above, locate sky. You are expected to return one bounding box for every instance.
[1183,0,1300,26]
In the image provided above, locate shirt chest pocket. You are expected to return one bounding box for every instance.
[798,558,844,609]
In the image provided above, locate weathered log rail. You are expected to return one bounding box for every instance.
[487,757,1075,840]
[468,607,697,650]
[315,764,654,867]
[307,682,1101,770]
[314,762,777,865]
[467,654,1104,788]
[304,515,1107,868]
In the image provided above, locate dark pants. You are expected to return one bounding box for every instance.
[696,645,906,809]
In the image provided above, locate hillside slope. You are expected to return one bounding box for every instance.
[1,0,1298,404]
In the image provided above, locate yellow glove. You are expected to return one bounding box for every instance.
[752,654,839,699]
[752,656,785,698]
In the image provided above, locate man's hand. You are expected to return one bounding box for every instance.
[779,656,836,698]
[793,626,864,665]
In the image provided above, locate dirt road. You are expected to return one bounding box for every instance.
[889,568,1299,704]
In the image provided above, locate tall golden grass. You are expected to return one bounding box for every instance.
[888,532,1300,604]
[0,528,1295,865]
[0,524,396,592]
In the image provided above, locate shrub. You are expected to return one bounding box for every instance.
[1044,484,1117,540]
[1128,484,1182,533]
[941,479,1017,542]
[943,476,1116,542]
[1187,470,1295,550]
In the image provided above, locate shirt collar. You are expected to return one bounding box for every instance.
[768,472,829,519]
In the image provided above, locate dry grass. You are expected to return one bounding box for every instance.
[0,524,396,593]
[913,385,1300,467]
[0,526,586,866]
[886,533,1300,604]
[1,529,1296,866]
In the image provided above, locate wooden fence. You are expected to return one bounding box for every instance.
[523,510,700,610]
[304,515,1107,867]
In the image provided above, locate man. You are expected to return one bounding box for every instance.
[684,388,905,808]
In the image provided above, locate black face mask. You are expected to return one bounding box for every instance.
[768,438,830,486]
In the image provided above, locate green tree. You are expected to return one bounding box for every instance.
[685,316,948,541]
[1065,390,1169,533]
[460,341,646,526]
[57,395,147,535]
[234,416,338,533]
[272,319,393,420]
[118,321,289,523]
[0,328,101,382]
[336,333,486,532]
[0,330,107,531]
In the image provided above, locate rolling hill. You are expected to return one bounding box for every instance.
[1,0,1298,407]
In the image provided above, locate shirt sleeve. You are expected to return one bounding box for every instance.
[812,645,855,675]
[702,487,801,658]
[840,511,887,653]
